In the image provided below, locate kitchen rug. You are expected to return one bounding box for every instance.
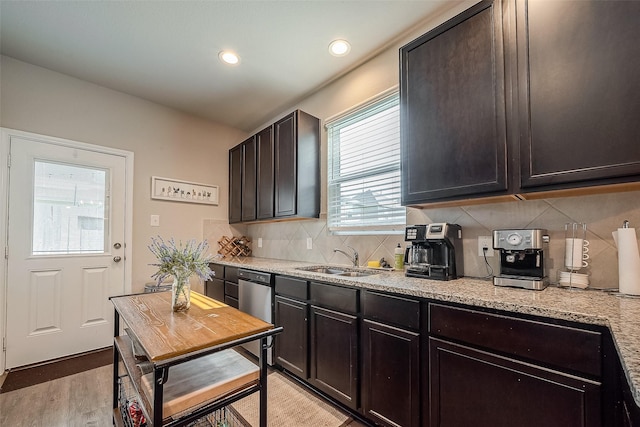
[0,347,112,394]
[230,372,354,427]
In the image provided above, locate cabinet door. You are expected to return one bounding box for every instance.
[256,126,274,220]
[274,295,308,379]
[241,136,256,222]
[362,319,420,427]
[517,0,640,189]
[309,305,358,410]
[204,278,225,302]
[620,356,640,427]
[228,144,242,223]
[429,337,601,427]
[274,112,297,217]
[400,0,508,204]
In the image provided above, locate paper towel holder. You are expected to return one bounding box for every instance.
[614,219,640,296]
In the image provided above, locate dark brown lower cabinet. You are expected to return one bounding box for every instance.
[623,400,638,427]
[269,278,625,427]
[309,305,359,410]
[620,355,640,427]
[204,277,224,302]
[274,295,308,379]
[223,266,239,309]
[362,319,420,427]
[224,281,238,309]
[429,337,601,427]
[224,295,238,309]
[205,263,225,302]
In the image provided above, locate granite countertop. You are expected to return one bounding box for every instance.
[213,256,640,405]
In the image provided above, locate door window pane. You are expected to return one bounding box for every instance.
[32,161,108,255]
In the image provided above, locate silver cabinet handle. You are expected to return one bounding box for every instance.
[113,256,122,263]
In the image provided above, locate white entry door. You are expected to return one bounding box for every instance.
[6,135,127,369]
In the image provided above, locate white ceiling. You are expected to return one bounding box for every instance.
[0,0,459,132]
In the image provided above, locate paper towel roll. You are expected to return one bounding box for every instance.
[614,227,640,295]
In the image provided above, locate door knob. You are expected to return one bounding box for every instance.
[113,256,122,263]
[113,242,122,249]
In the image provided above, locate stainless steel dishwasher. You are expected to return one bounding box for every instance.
[238,268,274,365]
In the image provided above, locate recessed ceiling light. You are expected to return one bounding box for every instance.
[329,39,351,57]
[219,51,240,65]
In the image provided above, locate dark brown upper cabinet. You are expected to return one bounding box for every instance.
[274,110,320,219]
[241,136,256,222]
[515,0,640,191]
[229,110,320,224]
[400,0,509,205]
[400,0,640,206]
[256,126,274,220]
[228,144,242,224]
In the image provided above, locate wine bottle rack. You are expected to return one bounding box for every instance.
[217,236,252,257]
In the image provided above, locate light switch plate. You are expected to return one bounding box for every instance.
[306,237,313,250]
[150,215,160,227]
[258,238,263,248]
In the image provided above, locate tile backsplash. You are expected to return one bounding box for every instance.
[204,190,640,290]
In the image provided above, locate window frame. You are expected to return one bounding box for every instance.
[325,88,405,235]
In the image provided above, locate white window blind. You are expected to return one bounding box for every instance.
[326,91,405,234]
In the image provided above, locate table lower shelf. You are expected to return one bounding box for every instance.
[139,349,259,420]
[116,374,249,427]
[114,334,260,426]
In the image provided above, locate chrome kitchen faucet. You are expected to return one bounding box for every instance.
[334,246,359,267]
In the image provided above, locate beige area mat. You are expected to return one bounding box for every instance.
[230,372,352,427]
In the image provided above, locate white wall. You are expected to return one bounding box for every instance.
[0,55,248,292]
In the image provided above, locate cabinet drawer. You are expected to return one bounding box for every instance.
[429,303,601,377]
[225,295,239,309]
[225,282,239,299]
[210,263,225,280]
[309,282,358,314]
[225,266,238,283]
[362,291,420,329]
[275,276,308,300]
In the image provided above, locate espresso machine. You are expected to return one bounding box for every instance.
[493,229,550,290]
[404,223,464,280]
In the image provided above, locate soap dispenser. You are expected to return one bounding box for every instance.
[394,243,405,270]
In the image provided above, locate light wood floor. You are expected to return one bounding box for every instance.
[0,365,113,426]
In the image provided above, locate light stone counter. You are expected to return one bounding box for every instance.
[213,256,640,405]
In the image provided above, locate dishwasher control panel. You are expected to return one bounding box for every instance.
[238,269,272,285]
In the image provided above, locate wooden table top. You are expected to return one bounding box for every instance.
[111,291,273,362]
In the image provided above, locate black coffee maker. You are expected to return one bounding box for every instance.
[404,223,464,280]
[493,229,549,290]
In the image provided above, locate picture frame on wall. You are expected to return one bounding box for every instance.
[151,176,219,205]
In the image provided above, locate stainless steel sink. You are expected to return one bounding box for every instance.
[305,267,346,274]
[337,271,373,277]
[295,265,380,276]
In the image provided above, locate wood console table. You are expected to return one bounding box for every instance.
[111,291,281,427]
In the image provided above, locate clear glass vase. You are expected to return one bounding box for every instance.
[171,276,191,312]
